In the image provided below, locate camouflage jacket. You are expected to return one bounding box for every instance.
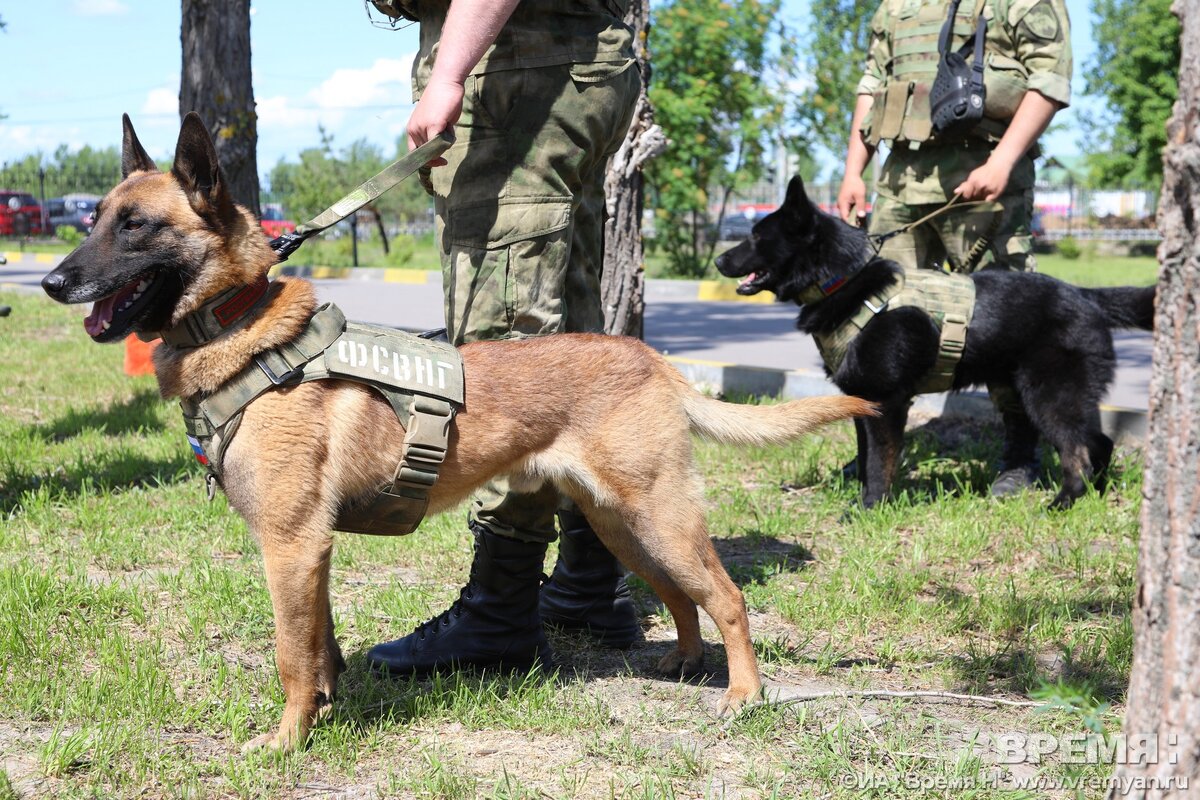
[858,0,1072,204]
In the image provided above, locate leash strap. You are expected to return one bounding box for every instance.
[868,195,991,253]
[269,133,454,262]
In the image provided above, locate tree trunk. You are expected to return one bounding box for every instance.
[180,0,260,218]
[1111,1,1200,796]
[601,0,666,339]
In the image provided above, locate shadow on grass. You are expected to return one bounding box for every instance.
[1,448,196,515]
[32,388,167,442]
[934,584,1131,702]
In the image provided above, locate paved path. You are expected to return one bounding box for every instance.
[2,256,1152,411]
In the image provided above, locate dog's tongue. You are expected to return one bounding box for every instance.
[739,272,757,289]
[84,279,140,337]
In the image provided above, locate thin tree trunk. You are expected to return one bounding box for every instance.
[180,0,260,218]
[1110,1,1200,796]
[602,0,666,338]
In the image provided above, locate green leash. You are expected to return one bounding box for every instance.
[268,133,453,262]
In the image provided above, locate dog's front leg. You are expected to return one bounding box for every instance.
[861,401,909,508]
[243,529,343,754]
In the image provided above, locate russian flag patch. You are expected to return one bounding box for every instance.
[187,435,209,466]
[820,275,847,296]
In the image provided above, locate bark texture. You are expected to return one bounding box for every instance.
[1112,0,1200,796]
[601,0,666,339]
[180,0,261,218]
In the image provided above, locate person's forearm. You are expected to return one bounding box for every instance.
[988,90,1062,169]
[428,0,522,87]
[843,94,877,178]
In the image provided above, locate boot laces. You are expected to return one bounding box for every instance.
[415,568,479,640]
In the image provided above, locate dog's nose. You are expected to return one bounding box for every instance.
[41,270,67,298]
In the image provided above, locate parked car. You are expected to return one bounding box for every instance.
[0,190,44,237]
[260,203,296,238]
[718,210,772,242]
[46,194,100,233]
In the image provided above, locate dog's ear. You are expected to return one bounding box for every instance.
[171,111,237,224]
[784,175,813,212]
[784,175,818,229]
[121,114,158,178]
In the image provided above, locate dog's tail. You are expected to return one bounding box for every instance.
[682,390,878,447]
[1083,286,1156,331]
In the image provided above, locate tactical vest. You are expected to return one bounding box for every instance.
[814,269,976,395]
[180,303,465,536]
[866,0,1030,146]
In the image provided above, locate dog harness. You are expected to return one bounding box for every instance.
[805,267,976,395]
[174,299,464,536]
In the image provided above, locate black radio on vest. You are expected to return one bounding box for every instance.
[930,0,988,140]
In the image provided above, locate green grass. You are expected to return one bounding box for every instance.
[0,290,1139,798]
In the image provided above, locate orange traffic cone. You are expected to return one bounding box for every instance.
[123,334,160,376]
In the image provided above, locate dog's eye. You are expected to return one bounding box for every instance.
[123,219,145,232]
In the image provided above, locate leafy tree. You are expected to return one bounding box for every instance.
[1086,0,1180,188]
[797,0,876,161]
[646,0,797,277]
[0,145,124,197]
[267,129,432,249]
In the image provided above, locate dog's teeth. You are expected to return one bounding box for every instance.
[101,320,111,331]
[137,280,149,292]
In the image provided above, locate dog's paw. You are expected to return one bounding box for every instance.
[657,649,704,678]
[241,729,300,756]
[716,683,763,718]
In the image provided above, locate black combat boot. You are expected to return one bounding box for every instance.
[367,523,553,675]
[990,409,1041,497]
[538,511,639,648]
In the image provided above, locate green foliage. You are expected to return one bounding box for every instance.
[1056,236,1082,260]
[647,0,797,277]
[267,128,432,230]
[0,144,123,197]
[55,225,83,247]
[1085,0,1179,188]
[797,0,877,159]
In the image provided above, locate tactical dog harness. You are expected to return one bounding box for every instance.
[173,291,464,536]
[802,267,976,395]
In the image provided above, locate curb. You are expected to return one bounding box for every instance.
[2,251,61,265]
[270,264,776,302]
[664,356,1147,445]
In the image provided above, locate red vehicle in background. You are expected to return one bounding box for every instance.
[0,190,45,237]
[260,203,296,238]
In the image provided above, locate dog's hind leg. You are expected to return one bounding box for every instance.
[243,527,342,753]
[578,498,761,717]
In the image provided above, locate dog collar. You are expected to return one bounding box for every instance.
[797,258,876,305]
[160,274,270,349]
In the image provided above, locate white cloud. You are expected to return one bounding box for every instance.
[71,0,130,16]
[142,87,178,117]
[307,55,415,110]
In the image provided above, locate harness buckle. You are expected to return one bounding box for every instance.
[863,297,889,315]
[256,354,305,386]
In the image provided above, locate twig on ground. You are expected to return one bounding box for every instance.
[724,689,1042,730]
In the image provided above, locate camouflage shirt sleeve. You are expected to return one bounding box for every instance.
[1007,0,1072,107]
[856,2,892,96]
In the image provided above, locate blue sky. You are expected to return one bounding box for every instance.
[1,0,1098,176]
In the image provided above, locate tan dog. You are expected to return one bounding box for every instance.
[41,114,876,753]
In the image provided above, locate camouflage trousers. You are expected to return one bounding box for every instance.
[425,60,640,543]
[870,188,1033,421]
[870,187,1037,274]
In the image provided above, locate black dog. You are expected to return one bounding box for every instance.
[716,176,1156,510]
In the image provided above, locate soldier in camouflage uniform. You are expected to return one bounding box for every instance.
[367,0,641,676]
[836,0,1071,495]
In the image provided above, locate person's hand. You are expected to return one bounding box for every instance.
[837,174,869,226]
[955,157,1013,202]
[406,77,465,166]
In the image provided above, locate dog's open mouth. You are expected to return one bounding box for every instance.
[736,272,769,295]
[83,271,169,342]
